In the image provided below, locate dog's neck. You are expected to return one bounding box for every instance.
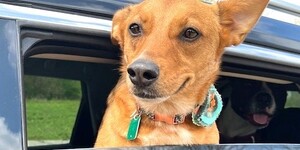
[127,85,222,141]
[136,97,196,116]
[136,85,222,126]
[217,100,260,138]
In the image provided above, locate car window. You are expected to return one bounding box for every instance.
[5,0,141,18]
[24,75,81,147]
[4,0,297,148]
[285,90,300,108]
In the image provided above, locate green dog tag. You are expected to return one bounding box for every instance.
[127,115,141,141]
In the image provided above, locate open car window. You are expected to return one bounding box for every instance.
[0,0,300,149]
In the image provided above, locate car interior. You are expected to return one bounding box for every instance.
[22,27,300,149]
[216,76,300,143]
[23,28,120,149]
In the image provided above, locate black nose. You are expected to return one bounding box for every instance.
[127,60,159,87]
[256,92,273,107]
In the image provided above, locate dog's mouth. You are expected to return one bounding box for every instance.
[247,113,273,126]
[132,78,190,100]
[134,90,165,99]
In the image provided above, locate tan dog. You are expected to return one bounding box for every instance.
[95,0,269,147]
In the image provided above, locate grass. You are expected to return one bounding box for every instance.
[26,99,80,140]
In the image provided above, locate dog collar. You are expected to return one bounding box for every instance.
[192,85,223,127]
[127,85,223,140]
[138,109,186,125]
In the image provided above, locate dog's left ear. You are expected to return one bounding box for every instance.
[218,0,269,47]
[111,6,132,49]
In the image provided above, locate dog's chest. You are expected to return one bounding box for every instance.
[218,101,259,137]
[139,126,194,145]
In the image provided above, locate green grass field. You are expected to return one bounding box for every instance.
[26,99,80,140]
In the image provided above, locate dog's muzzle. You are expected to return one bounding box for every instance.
[248,92,275,126]
[255,92,273,108]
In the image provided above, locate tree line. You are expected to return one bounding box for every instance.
[24,76,81,100]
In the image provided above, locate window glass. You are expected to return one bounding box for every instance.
[281,0,300,6]
[263,0,300,26]
[24,75,81,146]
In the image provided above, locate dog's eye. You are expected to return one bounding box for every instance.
[129,23,142,36]
[182,28,200,41]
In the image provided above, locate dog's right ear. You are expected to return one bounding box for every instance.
[111,7,132,49]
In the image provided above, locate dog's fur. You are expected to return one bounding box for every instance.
[217,79,287,143]
[95,0,269,147]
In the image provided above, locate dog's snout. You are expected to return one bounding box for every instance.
[256,92,273,107]
[127,60,159,87]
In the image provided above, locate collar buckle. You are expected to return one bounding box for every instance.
[173,114,185,124]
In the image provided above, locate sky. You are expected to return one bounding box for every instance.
[0,117,21,150]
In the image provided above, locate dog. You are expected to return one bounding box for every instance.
[94,0,269,147]
[217,78,287,143]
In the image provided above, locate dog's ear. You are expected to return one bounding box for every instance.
[111,7,132,49]
[218,0,269,47]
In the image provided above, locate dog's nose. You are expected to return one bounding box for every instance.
[127,60,159,87]
[256,92,273,107]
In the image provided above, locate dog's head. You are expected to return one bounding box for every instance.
[230,79,287,127]
[112,0,269,113]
